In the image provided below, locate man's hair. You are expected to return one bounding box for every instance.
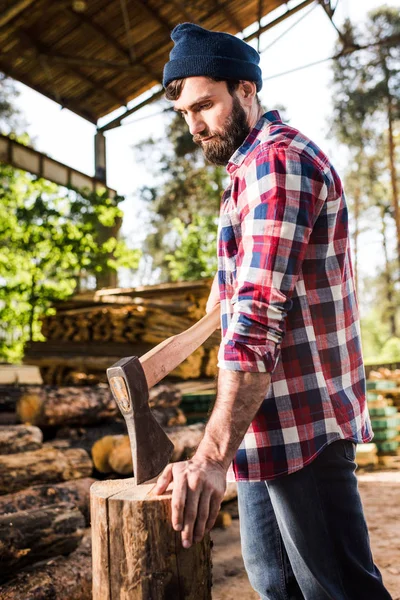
[165,77,260,105]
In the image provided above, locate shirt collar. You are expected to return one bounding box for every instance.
[226,110,282,175]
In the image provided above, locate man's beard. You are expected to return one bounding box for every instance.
[193,96,251,166]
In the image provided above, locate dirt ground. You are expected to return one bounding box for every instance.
[211,470,400,600]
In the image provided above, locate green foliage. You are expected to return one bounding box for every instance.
[360,308,391,361]
[379,337,400,362]
[165,215,218,281]
[0,165,140,362]
[331,6,400,337]
[137,112,226,281]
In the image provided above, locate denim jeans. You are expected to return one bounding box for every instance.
[237,440,392,600]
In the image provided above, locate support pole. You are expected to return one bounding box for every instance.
[95,131,107,183]
[90,479,212,599]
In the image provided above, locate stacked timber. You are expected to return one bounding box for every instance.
[0,422,93,591]
[366,370,400,468]
[24,279,221,385]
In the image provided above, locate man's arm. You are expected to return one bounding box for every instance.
[153,369,270,548]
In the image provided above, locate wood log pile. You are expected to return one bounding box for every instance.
[0,379,236,595]
[24,279,221,385]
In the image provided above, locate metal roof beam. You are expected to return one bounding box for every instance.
[244,0,316,43]
[98,88,165,132]
[317,0,350,47]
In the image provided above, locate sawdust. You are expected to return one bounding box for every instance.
[211,470,400,599]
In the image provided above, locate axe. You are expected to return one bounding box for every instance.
[107,305,220,485]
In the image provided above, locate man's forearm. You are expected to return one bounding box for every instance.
[195,369,271,470]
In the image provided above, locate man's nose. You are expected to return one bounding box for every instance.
[187,114,206,136]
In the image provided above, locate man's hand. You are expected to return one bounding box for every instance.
[153,455,227,548]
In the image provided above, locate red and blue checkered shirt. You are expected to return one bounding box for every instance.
[217,110,373,482]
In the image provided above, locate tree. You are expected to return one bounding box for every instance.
[332,8,400,273]
[136,112,226,281]
[331,8,400,347]
[0,166,140,362]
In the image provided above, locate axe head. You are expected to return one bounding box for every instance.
[107,356,174,485]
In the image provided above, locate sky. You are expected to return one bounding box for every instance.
[11,0,400,291]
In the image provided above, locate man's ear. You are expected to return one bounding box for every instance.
[238,80,257,100]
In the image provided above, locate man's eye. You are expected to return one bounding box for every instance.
[199,103,211,110]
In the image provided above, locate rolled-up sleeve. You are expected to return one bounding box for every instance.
[218,147,327,373]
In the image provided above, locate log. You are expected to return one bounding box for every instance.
[0,503,85,580]
[93,423,206,476]
[54,422,128,454]
[91,479,212,600]
[0,385,23,412]
[17,385,118,427]
[0,412,18,425]
[0,477,95,525]
[16,384,183,428]
[0,446,93,494]
[0,424,43,454]
[0,529,92,599]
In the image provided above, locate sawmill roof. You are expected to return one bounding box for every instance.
[0,0,312,124]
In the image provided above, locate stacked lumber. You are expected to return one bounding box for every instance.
[0,529,92,600]
[24,279,221,384]
[366,374,400,467]
[0,421,93,589]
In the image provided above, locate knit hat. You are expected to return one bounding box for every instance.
[163,23,263,91]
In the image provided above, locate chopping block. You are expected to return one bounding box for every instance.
[91,479,212,600]
[91,306,220,599]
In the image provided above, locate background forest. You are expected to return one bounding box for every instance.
[0,5,399,365]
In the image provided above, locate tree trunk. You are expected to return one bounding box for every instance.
[0,425,43,454]
[0,529,92,600]
[0,477,95,525]
[353,180,360,298]
[0,503,85,580]
[380,205,397,337]
[383,58,400,278]
[0,446,92,494]
[16,385,118,427]
[91,479,212,600]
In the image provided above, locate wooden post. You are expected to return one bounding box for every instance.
[90,479,212,600]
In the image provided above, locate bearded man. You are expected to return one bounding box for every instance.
[154,23,392,600]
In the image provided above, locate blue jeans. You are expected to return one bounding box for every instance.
[238,440,392,600]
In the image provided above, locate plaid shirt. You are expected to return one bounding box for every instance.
[217,110,372,482]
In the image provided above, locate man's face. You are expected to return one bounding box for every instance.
[173,77,251,166]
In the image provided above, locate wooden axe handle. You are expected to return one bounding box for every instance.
[140,305,221,389]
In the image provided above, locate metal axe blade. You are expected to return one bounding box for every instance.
[107,356,174,485]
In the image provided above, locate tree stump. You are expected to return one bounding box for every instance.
[90,479,212,600]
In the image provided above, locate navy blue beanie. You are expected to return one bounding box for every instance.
[163,23,263,92]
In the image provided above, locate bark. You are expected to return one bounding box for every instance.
[0,503,85,580]
[0,446,92,495]
[0,425,43,454]
[381,205,397,336]
[0,478,95,525]
[16,385,118,427]
[0,529,92,599]
[91,479,212,600]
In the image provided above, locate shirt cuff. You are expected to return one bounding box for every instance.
[217,339,280,373]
